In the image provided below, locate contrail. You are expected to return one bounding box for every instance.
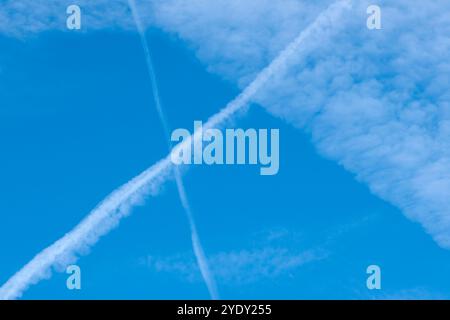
[128,0,219,299]
[0,0,351,300]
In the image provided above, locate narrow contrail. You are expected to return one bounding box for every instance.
[0,0,351,300]
[128,0,219,299]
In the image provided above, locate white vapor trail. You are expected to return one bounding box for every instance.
[0,0,351,300]
[128,0,219,299]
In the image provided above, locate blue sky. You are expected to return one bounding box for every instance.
[1,0,450,299]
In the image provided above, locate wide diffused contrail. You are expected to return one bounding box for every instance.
[0,0,351,300]
[128,0,219,299]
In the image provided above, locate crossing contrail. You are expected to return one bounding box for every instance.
[0,0,351,300]
[128,0,219,299]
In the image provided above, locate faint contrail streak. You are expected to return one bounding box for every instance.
[0,0,351,300]
[127,0,219,299]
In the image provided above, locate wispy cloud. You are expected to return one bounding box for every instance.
[141,246,326,285]
[139,218,377,286]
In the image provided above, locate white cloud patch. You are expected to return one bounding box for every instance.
[139,224,332,285]
[141,247,326,285]
[141,227,332,285]
[0,0,133,36]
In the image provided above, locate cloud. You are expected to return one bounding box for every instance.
[141,247,326,285]
[141,217,377,286]
[0,0,133,36]
[147,0,450,248]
